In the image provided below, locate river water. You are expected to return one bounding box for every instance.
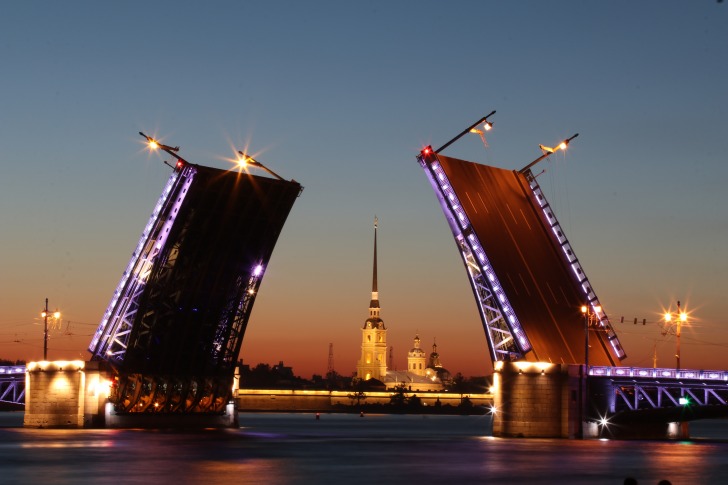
[1,412,727,484]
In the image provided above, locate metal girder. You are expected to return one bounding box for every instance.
[89,165,197,363]
[418,150,530,361]
[210,265,264,366]
[524,171,626,360]
[458,234,521,360]
[89,161,302,414]
[0,367,26,405]
[0,380,24,405]
[591,366,728,414]
[112,373,231,414]
[613,383,728,412]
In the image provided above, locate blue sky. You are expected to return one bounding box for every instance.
[1,1,726,377]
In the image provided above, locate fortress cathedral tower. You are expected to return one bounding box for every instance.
[356,217,387,381]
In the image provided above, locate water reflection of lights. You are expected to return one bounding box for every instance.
[21,441,115,448]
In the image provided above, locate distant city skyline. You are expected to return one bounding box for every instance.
[1,2,727,378]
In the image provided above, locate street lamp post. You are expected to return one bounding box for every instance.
[519,133,579,174]
[41,298,61,361]
[664,301,688,370]
[580,303,601,437]
[580,304,601,370]
[434,111,496,154]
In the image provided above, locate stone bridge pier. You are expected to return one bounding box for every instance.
[492,362,690,439]
[492,362,583,439]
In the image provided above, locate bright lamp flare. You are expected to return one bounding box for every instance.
[558,142,567,150]
[680,312,688,322]
[149,140,159,150]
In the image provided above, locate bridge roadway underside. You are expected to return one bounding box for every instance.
[437,154,615,366]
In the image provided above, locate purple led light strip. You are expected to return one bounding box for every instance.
[526,174,626,361]
[89,166,196,359]
[421,156,531,358]
[590,366,728,381]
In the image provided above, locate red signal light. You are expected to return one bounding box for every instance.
[423,147,432,155]
[176,160,184,168]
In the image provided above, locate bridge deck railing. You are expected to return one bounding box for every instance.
[0,366,26,375]
[589,366,728,382]
[0,366,26,405]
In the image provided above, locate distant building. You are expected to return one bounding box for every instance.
[356,217,387,381]
[407,335,427,376]
[355,217,444,391]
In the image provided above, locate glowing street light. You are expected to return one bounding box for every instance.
[41,298,61,360]
[519,133,579,174]
[139,131,178,154]
[236,151,285,181]
[664,300,689,370]
[435,110,497,154]
[469,119,494,148]
[139,132,191,170]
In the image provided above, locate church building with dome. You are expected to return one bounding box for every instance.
[355,218,447,392]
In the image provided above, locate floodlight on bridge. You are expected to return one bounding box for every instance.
[435,111,496,154]
[139,131,190,170]
[519,133,579,174]
[664,300,690,370]
[470,120,493,134]
[236,151,285,181]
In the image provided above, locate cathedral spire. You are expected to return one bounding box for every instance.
[370,216,379,309]
[357,216,387,380]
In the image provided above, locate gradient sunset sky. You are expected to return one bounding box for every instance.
[1,2,726,378]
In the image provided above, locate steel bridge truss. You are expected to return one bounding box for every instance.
[112,373,231,414]
[210,265,264,367]
[110,263,264,414]
[87,159,301,414]
[0,366,26,405]
[418,149,531,361]
[591,366,728,415]
[88,165,196,363]
[523,170,626,360]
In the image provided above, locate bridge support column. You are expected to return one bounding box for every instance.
[24,360,111,428]
[492,362,584,439]
[24,360,239,429]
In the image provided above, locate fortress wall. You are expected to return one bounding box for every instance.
[237,389,492,411]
